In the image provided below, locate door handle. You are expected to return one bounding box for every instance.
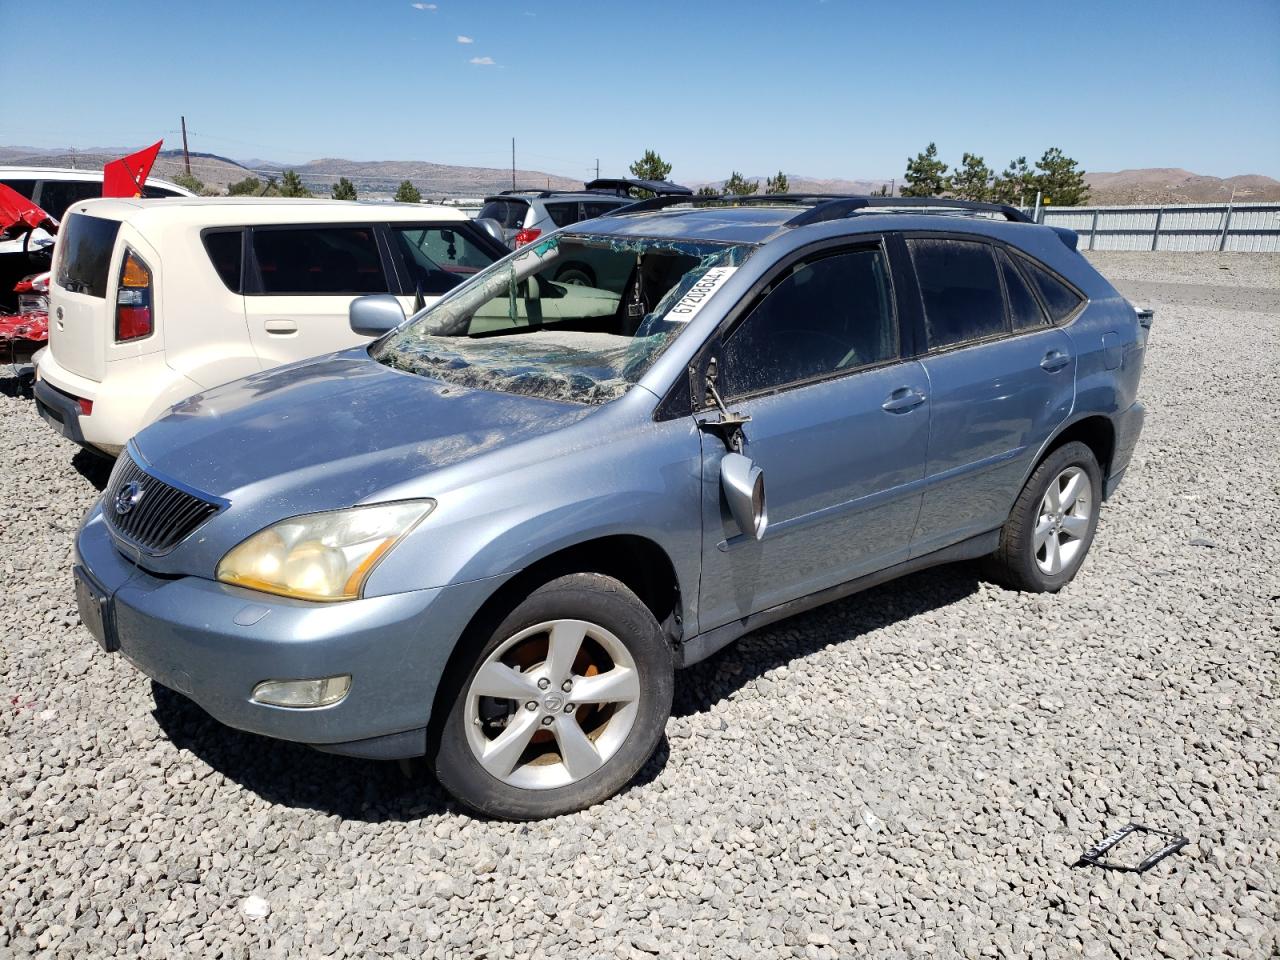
[1040,350,1070,372]
[881,388,927,413]
[264,319,298,335]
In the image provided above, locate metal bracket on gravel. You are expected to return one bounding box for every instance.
[1074,823,1188,873]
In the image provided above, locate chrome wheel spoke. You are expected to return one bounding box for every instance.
[571,666,640,705]
[546,621,587,684]
[1034,517,1055,551]
[553,716,603,779]
[1043,483,1061,514]
[1059,473,1086,511]
[471,661,539,700]
[478,710,540,779]
[1061,514,1090,539]
[1044,533,1063,574]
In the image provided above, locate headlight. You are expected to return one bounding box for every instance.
[216,500,435,601]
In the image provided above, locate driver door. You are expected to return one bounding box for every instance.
[697,242,931,631]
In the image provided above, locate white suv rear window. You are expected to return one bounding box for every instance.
[55,213,121,298]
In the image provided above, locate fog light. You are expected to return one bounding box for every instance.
[251,675,351,708]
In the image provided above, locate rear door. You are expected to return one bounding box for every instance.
[243,224,396,368]
[905,236,1077,556]
[697,240,931,629]
[48,211,123,382]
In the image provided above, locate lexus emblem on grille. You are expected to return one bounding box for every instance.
[113,481,145,516]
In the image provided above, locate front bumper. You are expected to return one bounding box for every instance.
[1104,400,1145,499]
[76,506,503,757]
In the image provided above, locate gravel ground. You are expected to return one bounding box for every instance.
[1,253,1276,959]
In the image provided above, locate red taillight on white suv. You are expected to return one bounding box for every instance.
[115,249,153,342]
[514,228,542,247]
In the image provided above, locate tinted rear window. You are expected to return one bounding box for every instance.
[478,199,528,229]
[251,226,387,295]
[204,230,243,293]
[545,202,580,227]
[908,238,1006,349]
[999,250,1047,331]
[55,213,121,298]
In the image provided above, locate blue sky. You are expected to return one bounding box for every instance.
[2,0,1277,182]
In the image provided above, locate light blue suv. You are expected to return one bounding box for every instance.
[73,196,1147,819]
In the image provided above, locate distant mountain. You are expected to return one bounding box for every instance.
[1083,168,1280,204]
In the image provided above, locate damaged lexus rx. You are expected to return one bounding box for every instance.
[73,196,1147,820]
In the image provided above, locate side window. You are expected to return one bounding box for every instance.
[36,180,103,221]
[908,238,1006,349]
[1020,257,1085,322]
[250,227,387,295]
[390,225,496,295]
[723,246,896,398]
[203,230,243,293]
[0,179,38,200]
[545,202,580,228]
[582,201,622,219]
[998,249,1047,331]
[142,186,185,199]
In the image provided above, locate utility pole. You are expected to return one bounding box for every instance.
[595,158,600,180]
[511,137,516,190]
[180,116,192,176]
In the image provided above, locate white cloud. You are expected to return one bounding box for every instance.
[469,56,496,65]
[410,3,437,9]
[456,35,474,43]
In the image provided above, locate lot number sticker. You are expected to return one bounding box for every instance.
[668,267,738,322]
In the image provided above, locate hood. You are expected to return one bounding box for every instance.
[134,350,597,507]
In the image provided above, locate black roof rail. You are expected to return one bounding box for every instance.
[602,193,1033,224]
[786,196,1032,226]
[602,192,838,216]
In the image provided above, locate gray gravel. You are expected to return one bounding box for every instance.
[2,252,1277,959]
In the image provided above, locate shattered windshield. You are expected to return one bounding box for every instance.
[373,233,755,404]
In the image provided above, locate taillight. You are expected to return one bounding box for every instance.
[115,249,153,342]
[513,228,542,247]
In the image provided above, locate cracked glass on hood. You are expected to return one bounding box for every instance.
[373,233,755,404]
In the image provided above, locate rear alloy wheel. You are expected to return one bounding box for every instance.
[434,574,672,819]
[988,441,1102,592]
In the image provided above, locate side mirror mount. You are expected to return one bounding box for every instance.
[720,452,767,541]
[349,294,405,337]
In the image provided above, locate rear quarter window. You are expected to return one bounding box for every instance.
[37,180,104,221]
[545,202,580,228]
[203,230,244,293]
[1021,256,1085,322]
[478,199,529,229]
[55,213,121,298]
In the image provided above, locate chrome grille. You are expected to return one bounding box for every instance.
[102,450,223,555]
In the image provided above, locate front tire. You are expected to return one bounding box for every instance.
[988,441,1102,592]
[433,574,673,820]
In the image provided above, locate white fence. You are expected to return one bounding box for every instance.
[1036,202,1280,252]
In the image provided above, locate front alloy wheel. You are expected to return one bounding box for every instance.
[465,619,641,790]
[434,574,673,819]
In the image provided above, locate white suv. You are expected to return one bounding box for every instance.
[35,197,504,455]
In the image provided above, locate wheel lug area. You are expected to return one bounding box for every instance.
[540,715,554,726]
[561,679,573,692]
[537,677,550,690]
[525,700,537,711]
[563,703,575,713]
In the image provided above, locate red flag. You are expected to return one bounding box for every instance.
[103,141,163,198]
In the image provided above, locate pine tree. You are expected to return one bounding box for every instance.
[901,143,950,197]
[331,177,357,201]
[1035,148,1089,206]
[628,150,672,182]
[765,171,790,194]
[723,171,759,196]
[950,153,993,202]
[394,180,422,203]
[279,170,312,198]
[991,157,1036,206]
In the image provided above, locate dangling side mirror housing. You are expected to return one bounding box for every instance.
[349,294,406,337]
[720,452,767,541]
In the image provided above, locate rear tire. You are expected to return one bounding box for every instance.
[433,574,673,820]
[987,441,1102,592]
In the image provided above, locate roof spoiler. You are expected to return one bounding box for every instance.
[584,178,692,197]
[1049,226,1079,251]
